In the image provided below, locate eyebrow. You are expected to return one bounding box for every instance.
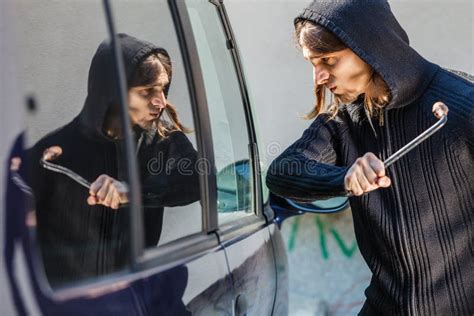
[308,53,324,59]
[145,79,169,89]
[309,52,334,60]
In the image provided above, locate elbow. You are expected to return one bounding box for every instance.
[265,157,284,188]
[265,170,280,196]
[265,157,297,198]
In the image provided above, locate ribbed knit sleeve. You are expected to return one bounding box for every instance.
[266,115,348,202]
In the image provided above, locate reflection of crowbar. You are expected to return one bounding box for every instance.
[39,146,137,208]
[40,146,91,189]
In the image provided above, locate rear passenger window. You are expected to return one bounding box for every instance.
[15,2,132,287]
[184,0,254,225]
[14,0,202,288]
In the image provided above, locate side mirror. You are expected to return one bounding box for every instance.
[217,159,350,225]
[270,193,349,227]
[286,196,349,213]
[216,159,251,212]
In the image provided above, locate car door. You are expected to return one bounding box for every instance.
[177,1,282,315]
[4,0,236,314]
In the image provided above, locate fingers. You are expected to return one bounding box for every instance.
[345,153,391,196]
[356,158,380,191]
[346,172,364,196]
[102,187,115,208]
[111,191,121,210]
[89,174,107,197]
[365,153,385,178]
[360,158,378,185]
[96,177,112,202]
[88,175,124,209]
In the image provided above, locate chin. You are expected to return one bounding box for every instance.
[142,121,156,131]
[338,92,359,104]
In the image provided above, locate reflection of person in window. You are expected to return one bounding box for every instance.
[27,34,200,286]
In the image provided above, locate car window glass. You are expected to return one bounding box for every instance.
[184,0,254,225]
[13,2,132,288]
[113,0,202,248]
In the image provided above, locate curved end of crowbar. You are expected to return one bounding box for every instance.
[42,146,63,162]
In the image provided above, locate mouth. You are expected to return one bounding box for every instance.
[149,109,164,119]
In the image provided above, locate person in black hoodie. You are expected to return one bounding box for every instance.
[27,34,200,287]
[266,0,473,315]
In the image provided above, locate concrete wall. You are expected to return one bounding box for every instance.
[225,0,472,315]
[226,0,473,164]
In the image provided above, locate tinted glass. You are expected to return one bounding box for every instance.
[13,1,131,287]
[185,0,255,225]
[113,0,202,248]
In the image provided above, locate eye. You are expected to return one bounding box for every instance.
[322,57,336,66]
[138,88,153,98]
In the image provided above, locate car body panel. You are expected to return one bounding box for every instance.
[218,217,277,315]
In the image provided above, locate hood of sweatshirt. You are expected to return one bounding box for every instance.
[295,0,439,110]
[77,33,171,141]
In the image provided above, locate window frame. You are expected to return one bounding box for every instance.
[133,0,269,257]
[205,1,268,240]
[210,0,264,221]
[117,0,223,267]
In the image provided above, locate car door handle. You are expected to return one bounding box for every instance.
[234,294,248,316]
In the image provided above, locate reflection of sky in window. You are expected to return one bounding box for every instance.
[113,0,197,149]
[188,4,253,218]
[188,5,251,170]
[188,8,234,171]
[17,2,107,147]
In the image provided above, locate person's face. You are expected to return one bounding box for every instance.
[302,46,373,103]
[128,70,169,129]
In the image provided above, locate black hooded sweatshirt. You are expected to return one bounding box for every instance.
[266,1,473,315]
[27,34,200,286]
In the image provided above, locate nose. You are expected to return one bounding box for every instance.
[313,65,330,86]
[150,92,166,109]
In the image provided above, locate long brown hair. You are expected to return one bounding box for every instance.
[295,20,391,121]
[131,52,192,137]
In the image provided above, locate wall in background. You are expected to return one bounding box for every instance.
[225,1,472,314]
[226,0,473,164]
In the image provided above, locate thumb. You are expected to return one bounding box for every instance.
[117,182,129,203]
[377,176,391,188]
[87,195,97,205]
